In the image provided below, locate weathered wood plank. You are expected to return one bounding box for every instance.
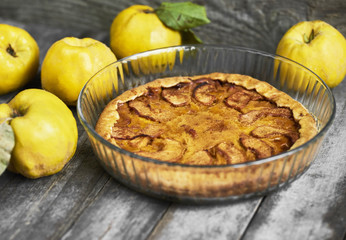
[241,79,346,240]
[60,178,170,240]
[148,199,263,240]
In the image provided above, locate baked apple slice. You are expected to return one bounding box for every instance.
[162,83,191,107]
[137,138,185,163]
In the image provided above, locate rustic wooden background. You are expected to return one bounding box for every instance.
[0,0,346,239]
[1,0,346,54]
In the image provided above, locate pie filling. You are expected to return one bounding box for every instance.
[102,76,305,165]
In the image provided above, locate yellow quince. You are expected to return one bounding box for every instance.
[41,37,117,106]
[276,20,346,88]
[0,24,39,95]
[0,89,78,179]
[110,5,182,59]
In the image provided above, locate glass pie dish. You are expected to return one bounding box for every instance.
[77,45,335,203]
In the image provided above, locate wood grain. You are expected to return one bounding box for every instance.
[148,200,263,240]
[0,1,345,240]
[60,178,170,240]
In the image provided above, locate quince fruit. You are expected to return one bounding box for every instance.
[0,24,39,95]
[0,89,78,178]
[41,37,117,106]
[110,5,182,59]
[276,20,346,88]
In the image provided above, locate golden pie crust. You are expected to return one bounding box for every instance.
[95,73,318,198]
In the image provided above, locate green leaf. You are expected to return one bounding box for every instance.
[155,2,210,31]
[181,29,203,44]
[0,122,15,175]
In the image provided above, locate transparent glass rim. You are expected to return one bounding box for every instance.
[77,44,336,169]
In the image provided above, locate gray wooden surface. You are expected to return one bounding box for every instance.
[0,1,346,239]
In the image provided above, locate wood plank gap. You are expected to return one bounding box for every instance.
[145,201,174,240]
[237,197,266,240]
[53,173,113,240]
[21,130,108,240]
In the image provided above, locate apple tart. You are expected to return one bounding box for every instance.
[96,73,317,166]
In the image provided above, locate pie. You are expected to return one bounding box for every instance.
[95,73,317,167]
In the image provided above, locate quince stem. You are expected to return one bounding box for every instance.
[6,44,17,57]
[0,109,20,125]
[303,29,315,44]
[143,9,154,14]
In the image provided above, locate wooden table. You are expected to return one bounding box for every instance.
[1,1,345,239]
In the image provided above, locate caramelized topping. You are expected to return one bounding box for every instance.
[110,78,301,165]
